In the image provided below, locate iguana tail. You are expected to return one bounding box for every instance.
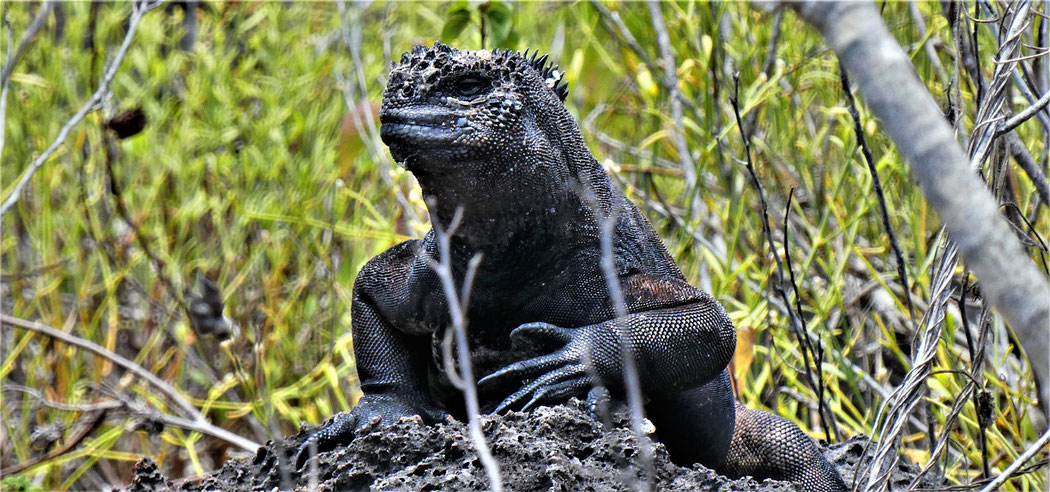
[721,404,847,491]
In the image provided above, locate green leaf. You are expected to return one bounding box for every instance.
[501,30,520,51]
[3,474,45,492]
[483,2,513,48]
[442,3,473,43]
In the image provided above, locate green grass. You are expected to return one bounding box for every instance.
[2,2,1046,490]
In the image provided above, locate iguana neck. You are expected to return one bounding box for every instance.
[417,157,615,257]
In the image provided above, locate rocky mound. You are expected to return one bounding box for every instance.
[126,400,936,491]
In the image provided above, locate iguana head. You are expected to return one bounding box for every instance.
[380,42,571,181]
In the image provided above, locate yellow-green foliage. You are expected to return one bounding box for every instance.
[2,2,1045,490]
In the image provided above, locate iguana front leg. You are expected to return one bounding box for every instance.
[478,275,736,412]
[294,243,448,468]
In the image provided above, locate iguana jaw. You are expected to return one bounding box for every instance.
[379,104,475,170]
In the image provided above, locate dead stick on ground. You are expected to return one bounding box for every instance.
[0,409,108,478]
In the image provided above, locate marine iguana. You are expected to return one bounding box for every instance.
[296,42,846,491]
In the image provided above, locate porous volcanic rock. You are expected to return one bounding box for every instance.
[126,400,938,491]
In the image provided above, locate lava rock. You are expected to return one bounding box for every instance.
[127,400,942,491]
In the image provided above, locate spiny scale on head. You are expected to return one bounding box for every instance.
[400,42,568,103]
[492,45,568,102]
[525,49,569,102]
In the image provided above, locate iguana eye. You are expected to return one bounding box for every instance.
[453,75,490,98]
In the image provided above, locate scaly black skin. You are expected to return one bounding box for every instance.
[295,42,846,491]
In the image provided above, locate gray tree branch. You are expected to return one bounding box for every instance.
[0,0,54,86]
[787,2,1049,416]
[428,207,503,492]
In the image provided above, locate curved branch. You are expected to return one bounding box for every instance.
[1,314,259,452]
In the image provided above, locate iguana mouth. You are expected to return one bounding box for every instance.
[379,105,473,156]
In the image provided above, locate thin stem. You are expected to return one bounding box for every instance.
[997,88,1050,136]
[599,208,654,491]
[729,73,836,440]
[839,67,917,325]
[429,207,503,492]
[1,1,165,217]
[977,427,1050,491]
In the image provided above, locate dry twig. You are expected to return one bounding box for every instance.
[839,67,917,324]
[977,427,1050,492]
[729,73,837,441]
[428,207,503,492]
[0,407,108,478]
[647,1,698,194]
[335,0,420,228]
[0,0,166,217]
[0,314,260,452]
[1,1,53,162]
[0,1,54,86]
[596,201,655,490]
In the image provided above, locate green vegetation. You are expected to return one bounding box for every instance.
[2,2,1046,490]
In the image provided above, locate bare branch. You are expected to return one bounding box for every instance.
[790,0,1050,419]
[977,426,1050,492]
[335,0,420,227]
[0,0,54,85]
[1,0,166,217]
[996,87,1050,137]
[3,384,123,413]
[1,1,53,163]
[948,1,1050,207]
[907,278,994,487]
[968,1,1034,169]
[647,1,698,193]
[729,74,837,441]
[0,314,260,452]
[860,240,958,492]
[0,408,107,478]
[907,0,950,85]
[782,191,838,442]
[589,1,657,76]
[1005,131,1050,206]
[597,204,655,490]
[840,67,917,324]
[429,206,503,492]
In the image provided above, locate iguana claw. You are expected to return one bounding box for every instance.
[293,411,359,470]
[479,322,600,413]
[292,394,449,470]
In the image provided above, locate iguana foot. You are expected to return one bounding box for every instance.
[293,411,360,470]
[478,322,600,413]
[293,394,449,470]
